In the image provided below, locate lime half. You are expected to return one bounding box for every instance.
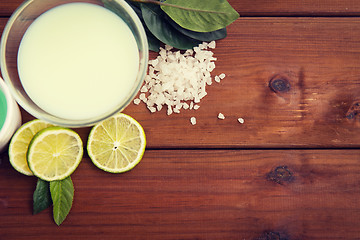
[87,113,146,173]
[9,119,54,176]
[27,127,83,181]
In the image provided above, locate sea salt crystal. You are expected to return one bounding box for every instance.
[194,105,200,110]
[218,113,225,119]
[189,101,194,110]
[214,75,221,83]
[207,62,216,72]
[190,117,197,125]
[165,45,173,51]
[219,73,226,79]
[183,102,189,109]
[167,105,173,115]
[140,85,148,92]
[150,59,159,67]
[133,98,141,105]
[199,42,207,50]
[238,117,245,124]
[184,49,194,56]
[208,41,216,49]
[175,104,182,110]
[194,96,200,103]
[139,93,146,101]
[148,106,156,113]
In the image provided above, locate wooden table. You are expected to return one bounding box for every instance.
[1,1,360,239]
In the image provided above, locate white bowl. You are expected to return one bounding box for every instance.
[1,0,148,128]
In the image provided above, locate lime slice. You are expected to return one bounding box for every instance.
[9,119,54,176]
[27,127,83,181]
[87,113,146,173]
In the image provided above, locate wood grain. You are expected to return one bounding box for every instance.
[1,1,360,240]
[100,18,360,148]
[0,0,360,17]
[1,149,360,239]
[2,17,360,148]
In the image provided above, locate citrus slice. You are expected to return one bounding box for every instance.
[87,113,146,173]
[8,119,54,176]
[27,127,83,181]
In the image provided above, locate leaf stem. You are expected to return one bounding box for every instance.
[130,0,230,15]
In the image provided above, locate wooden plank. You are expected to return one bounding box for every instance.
[2,17,360,148]
[1,149,360,239]
[111,18,360,148]
[1,0,360,17]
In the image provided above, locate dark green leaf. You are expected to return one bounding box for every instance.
[145,29,161,52]
[33,178,52,215]
[50,177,74,226]
[141,3,201,50]
[165,15,227,41]
[160,0,239,32]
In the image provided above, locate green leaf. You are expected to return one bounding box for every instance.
[160,0,239,32]
[141,3,201,50]
[50,177,74,226]
[145,29,161,52]
[165,15,227,41]
[33,178,52,215]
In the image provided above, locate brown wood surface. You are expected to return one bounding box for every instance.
[3,16,360,148]
[1,149,360,239]
[129,17,360,148]
[1,0,360,17]
[1,0,360,239]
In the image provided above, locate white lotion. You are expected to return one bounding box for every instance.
[18,3,139,120]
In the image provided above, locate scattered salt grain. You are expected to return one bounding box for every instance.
[190,117,197,125]
[193,105,200,110]
[140,85,148,93]
[214,75,221,83]
[183,102,190,110]
[207,62,216,72]
[139,93,146,101]
[148,106,156,113]
[150,59,159,67]
[208,41,216,49]
[219,73,226,79]
[167,105,173,115]
[133,98,141,105]
[189,101,194,110]
[165,45,173,51]
[238,117,245,124]
[218,113,225,120]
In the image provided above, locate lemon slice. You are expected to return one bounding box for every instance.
[87,113,146,173]
[8,119,54,176]
[27,127,83,181]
